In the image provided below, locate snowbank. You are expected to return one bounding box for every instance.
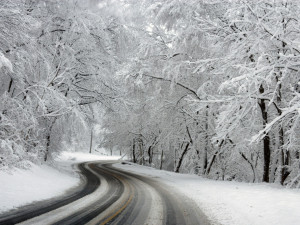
[115,162,300,225]
[0,151,121,214]
[0,163,79,213]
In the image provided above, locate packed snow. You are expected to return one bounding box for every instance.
[0,151,120,214]
[114,162,300,225]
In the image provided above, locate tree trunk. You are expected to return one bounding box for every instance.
[175,142,190,173]
[148,145,152,164]
[275,77,290,185]
[44,134,51,162]
[240,152,256,183]
[174,143,179,171]
[280,142,290,185]
[206,139,225,176]
[132,139,136,163]
[8,78,13,93]
[139,139,144,165]
[258,85,271,183]
[205,152,217,175]
[44,119,57,162]
[160,149,164,170]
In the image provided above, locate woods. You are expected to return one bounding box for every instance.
[0,0,122,168]
[1,0,300,187]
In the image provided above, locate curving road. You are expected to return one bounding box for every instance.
[0,161,210,225]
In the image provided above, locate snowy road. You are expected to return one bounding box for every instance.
[0,161,209,225]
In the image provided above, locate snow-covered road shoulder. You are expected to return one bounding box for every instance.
[0,163,79,213]
[114,162,300,225]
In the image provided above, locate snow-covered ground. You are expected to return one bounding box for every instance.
[0,151,120,214]
[0,163,79,213]
[1,152,299,225]
[114,162,300,225]
[57,151,121,163]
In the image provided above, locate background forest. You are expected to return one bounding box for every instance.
[1,0,300,187]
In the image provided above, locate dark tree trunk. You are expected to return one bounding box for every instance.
[8,78,13,93]
[203,105,209,174]
[280,140,291,185]
[139,139,144,165]
[205,152,217,175]
[258,85,271,183]
[175,142,190,173]
[44,119,56,162]
[262,133,271,183]
[148,137,157,165]
[132,139,136,163]
[44,134,51,162]
[279,126,285,184]
[148,145,152,164]
[275,77,290,185]
[206,139,225,176]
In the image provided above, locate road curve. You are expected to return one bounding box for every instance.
[0,161,211,225]
[0,163,100,225]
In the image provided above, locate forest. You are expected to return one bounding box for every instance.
[0,0,300,188]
